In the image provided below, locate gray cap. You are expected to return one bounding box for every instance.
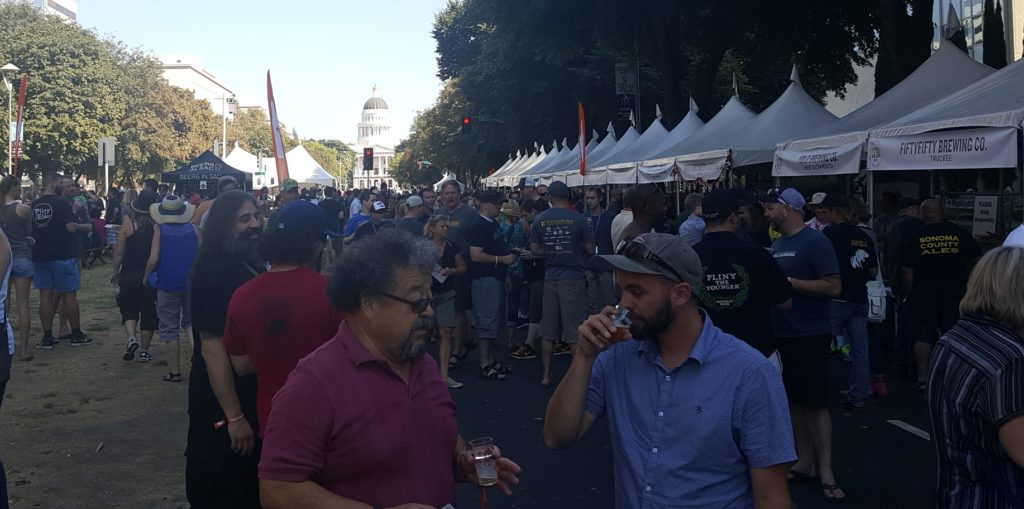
[405,195,424,208]
[592,233,702,289]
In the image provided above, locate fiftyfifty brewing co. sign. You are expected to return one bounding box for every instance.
[867,126,1018,171]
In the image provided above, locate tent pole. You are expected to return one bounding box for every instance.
[866,168,875,222]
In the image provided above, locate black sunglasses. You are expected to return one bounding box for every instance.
[378,292,435,314]
[615,238,685,283]
[765,187,793,209]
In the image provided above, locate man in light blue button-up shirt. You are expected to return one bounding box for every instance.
[544,233,795,509]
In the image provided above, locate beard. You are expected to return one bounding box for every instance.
[226,228,263,267]
[398,315,435,360]
[629,297,675,340]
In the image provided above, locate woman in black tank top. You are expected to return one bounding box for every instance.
[111,191,159,362]
[1,175,33,360]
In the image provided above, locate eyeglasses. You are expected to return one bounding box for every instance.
[615,238,685,283]
[765,187,792,208]
[378,292,435,314]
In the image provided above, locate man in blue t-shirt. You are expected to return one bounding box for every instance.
[529,181,594,387]
[763,188,846,503]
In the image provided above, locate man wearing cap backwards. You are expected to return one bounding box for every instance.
[468,189,517,380]
[805,192,830,231]
[544,232,795,508]
[520,177,539,202]
[185,190,264,508]
[31,173,95,349]
[223,200,346,437]
[693,189,793,367]
[763,187,846,502]
[351,200,394,242]
[395,195,427,236]
[529,181,594,386]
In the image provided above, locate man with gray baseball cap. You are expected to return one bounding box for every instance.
[544,232,795,508]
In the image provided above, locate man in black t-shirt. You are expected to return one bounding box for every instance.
[821,195,878,409]
[186,190,264,508]
[32,173,94,349]
[902,198,981,390]
[693,189,792,364]
[468,190,516,380]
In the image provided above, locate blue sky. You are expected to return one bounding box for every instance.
[79,0,448,144]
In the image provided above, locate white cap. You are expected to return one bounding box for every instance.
[1004,224,1024,247]
[372,201,387,212]
[809,192,827,205]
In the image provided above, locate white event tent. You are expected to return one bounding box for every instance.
[285,144,336,186]
[775,42,994,177]
[224,143,276,189]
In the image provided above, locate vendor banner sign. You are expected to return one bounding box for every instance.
[773,142,862,177]
[867,127,1018,171]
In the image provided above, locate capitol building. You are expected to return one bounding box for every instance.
[348,86,398,191]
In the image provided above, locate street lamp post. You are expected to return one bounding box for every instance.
[216,94,235,158]
[2,63,20,174]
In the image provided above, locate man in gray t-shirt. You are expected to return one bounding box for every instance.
[529,181,594,386]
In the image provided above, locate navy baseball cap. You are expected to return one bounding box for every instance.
[275,200,339,237]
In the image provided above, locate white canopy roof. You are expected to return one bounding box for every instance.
[646,94,756,164]
[646,99,706,157]
[285,144,336,186]
[784,43,994,150]
[522,138,572,177]
[729,67,838,166]
[224,143,261,174]
[593,114,670,170]
[871,52,1024,137]
[583,122,619,166]
[587,126,640,168]
[501,145,549,185]
[484,151,524,186]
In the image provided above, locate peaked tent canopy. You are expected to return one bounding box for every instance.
[587,126,640,169]
[784,43,994,151]
[595,114,670,168]
[647,98,706,157]
[161,150,251,189]
[286,144,336,186]
[225,143,277,189]
[646,94,756,164]
[522,138,572,177]
[871,53,1024,137]
[485,151,524,187]
[729,66,838,167]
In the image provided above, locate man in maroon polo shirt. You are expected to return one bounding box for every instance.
[259,230,522,509]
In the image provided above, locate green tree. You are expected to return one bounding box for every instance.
[875,0,934,96]
[228,107,273,155]
[983,0,1008,69]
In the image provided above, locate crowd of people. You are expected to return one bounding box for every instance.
[0,171,1022,508]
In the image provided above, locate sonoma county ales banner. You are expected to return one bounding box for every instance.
[773,142,862,177]
[867,127,1018,171]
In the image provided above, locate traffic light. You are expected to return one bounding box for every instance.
[363,147,373,173]
[461,115,471,133]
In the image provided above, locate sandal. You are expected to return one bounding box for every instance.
[448,354,463,370]
[492,362,512,375]
[821,483,847,503]
[163,372,182,383]
[479,363,507,381]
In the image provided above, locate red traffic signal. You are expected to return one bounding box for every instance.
[462,116,471,125]
[461,116,471,133]
[363,147,374,172]
[364,148,374,158]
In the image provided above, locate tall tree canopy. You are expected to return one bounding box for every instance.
[403,0,883,184]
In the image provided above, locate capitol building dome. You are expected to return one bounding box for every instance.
[349,85,398,191]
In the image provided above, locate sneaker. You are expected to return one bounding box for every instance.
[35,335,56,350]
[445,377,464,389]
[510,345,537,360]
[839,344,851,362]
[553,341,572,356]
[54,333,72,345]
[840,397,866,412]
[70,332,94,347]
[139,351,151,363]
[123,337,139,361]
[840,386,873,398]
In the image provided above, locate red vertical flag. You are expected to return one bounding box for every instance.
[266,71,290,184]
[11,74,28,177]
[578,101,586,176]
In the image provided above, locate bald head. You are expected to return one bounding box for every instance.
[920,198,943,224]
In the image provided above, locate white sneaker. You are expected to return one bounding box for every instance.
[445,377,464,389]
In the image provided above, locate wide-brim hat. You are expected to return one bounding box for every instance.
[150,195,196,224]
[131,190,158,215]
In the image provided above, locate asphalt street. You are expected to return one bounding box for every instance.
[441,333,936,509]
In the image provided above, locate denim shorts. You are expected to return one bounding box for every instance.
[11,256,33,279]
[33,259,80,292]
[471,277,505,340]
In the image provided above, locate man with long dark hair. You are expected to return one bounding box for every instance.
[185,190,264,508]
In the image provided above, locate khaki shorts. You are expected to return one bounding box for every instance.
[541,279,587,343]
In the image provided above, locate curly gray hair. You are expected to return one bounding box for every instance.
[328,229,438,312]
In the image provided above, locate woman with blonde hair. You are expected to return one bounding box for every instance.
[927,246,1024,508]
[424,215,467,388]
